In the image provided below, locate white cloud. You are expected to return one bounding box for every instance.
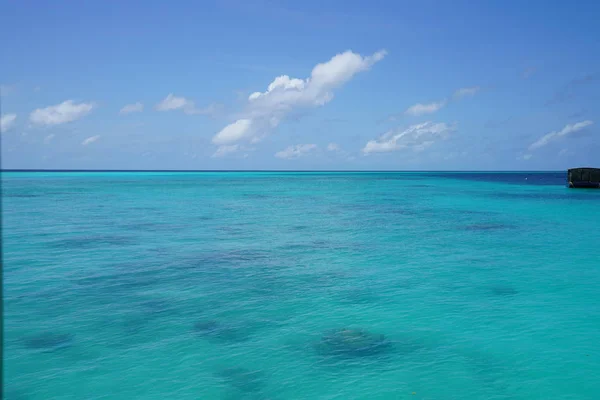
[275,144,318,159]
[453,86,480,99]
[401,86,479,119]
[44,134,55,144]
[528,120,593,151]
[405,100,446,116]
[521,154,532,160]
[120,102,144,115]
[156,94,188,111]
[155,94,218,116]
[213,119,253,145]
[30,100,94,126]
[212,144,240,158]
[327,142,340,151]
[212,143,256,158]
[82,135,100,146]
[362,121,454,154]
[558,148,573,157]
[212,49,387,146]
[1,113,17,132]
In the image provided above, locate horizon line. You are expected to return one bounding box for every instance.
[1,169,568,173]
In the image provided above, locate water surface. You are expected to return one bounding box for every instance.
[3,171,600,399]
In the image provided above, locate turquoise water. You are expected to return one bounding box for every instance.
[3,171,600,399]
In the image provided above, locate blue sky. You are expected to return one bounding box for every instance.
[1,0,598,170]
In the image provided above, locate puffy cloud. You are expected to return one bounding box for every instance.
[405,101,446,116]
[275,144,318,159]
[528,120,593,151]
[30,100,94,126]
[1,113,17,132]
[362,121,454,154]
[453,86,480,99]
[120,102,144,115]
[212,49,387,146]
[213,119,253,145]
[155,94,219,116]
[82,135,100,146]
[248,76,306,101]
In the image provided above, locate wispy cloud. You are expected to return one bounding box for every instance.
[528,120,593,151]
[519,153,533,161]
[155,94,220,116]
[327,142,340,151]
[363,121,455,154]
[30,100,94,126]
[400,86,480,120]
[212,49,387,147]
[453,86,480,99]
[326,142,354,160]
[82,135,100,146]
[1,113,17,132]
[546,74,598,106]
[120,102,144,115]
[405,101,447,116]
[44,134,55,144]
[211,144,252,158]
[275,143,318,159]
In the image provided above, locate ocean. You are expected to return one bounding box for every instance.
[3,171,600,399]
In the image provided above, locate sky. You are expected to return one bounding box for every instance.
[1,0,599,170]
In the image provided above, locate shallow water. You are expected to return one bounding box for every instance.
[3,171,600,399]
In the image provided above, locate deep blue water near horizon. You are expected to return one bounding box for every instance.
[3,171,600,399]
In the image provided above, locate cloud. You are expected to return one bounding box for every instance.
[30,100,94,126]
[156,94,188,111]
[327,142,340,151]
[44,134,55,144]
[558,148,573,157]
[212,144,244,158]
[120,102,144,115]
[400,86,479,120]
[82,135,100,146]
[155,93,219,116]
[528,120,593,151]
[362,121,454,154]
[213,118,253,145]
[405,101,446,116]
[546,74,598,105]
[453,86,480,99]
[212,49,387,146]
[1,113,17,132]
[275,143,318,159]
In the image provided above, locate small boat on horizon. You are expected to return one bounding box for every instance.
[567,167,600,189]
